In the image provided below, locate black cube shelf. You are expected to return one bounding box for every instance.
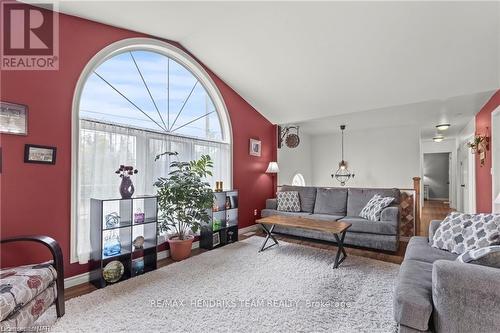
[200,190,239,250]
[89,196,158,288]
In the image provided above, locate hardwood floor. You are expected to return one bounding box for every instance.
[420,200,454,237]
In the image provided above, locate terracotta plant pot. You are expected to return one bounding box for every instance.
[167,235,194,261]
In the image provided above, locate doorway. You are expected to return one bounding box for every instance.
[458,138,475,213]
[423,153,451,202]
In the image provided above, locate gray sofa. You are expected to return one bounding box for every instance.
[261,185,401,251]
[394,220,500,332]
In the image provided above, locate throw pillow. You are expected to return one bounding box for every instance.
[277,191,301,212]
[456,245,500,269]
[431,212,500,254]
[359,194,395,221]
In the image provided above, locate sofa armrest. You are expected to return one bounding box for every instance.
[428,220,441,242]
[380,206,399,224]
[432,260,500,333]
[266,198,277,210]
[1,235,65,317]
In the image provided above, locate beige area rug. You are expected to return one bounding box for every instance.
[44,236,399,332]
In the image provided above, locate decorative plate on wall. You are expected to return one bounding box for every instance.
[102,260,124,283]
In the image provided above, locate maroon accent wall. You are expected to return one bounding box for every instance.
[475,90,500,213]
[0,5,276,277]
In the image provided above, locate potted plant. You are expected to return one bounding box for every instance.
[154,152,214,261]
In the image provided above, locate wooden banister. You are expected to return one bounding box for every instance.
[413,177,421,236]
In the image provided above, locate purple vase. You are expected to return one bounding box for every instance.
[120,176,135,199]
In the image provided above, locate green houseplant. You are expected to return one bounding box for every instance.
[154,152,214,261]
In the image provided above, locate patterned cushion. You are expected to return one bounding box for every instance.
[431,213,500,254]
[359,194,395,221]
[0,262,57,322]
[277,191,301,212]
[456,245,500,268]
[0,284,56,331]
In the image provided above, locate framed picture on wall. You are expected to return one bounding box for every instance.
[0,101,28,135]
[24,144,57,165]
[249,138,261,157]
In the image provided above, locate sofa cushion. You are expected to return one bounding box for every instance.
[276,191,301,212]
[347,188,400,216]
[0,262,57,321]
[281,185,317,213]
[306,213,345,222]
[456,245,500,268]
[339,216,397,235]
[430,212,500,254]
[394,259,434,331]
[313,188,347,215]
[261,209,312,219]
[404,236,458,264]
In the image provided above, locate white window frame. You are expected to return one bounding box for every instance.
[292,173,306,186]
[70,38,232,263]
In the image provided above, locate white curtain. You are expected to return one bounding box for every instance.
[76,119,230,263]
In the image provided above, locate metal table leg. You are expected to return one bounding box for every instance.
[259,224,279,252]
[333,230,348,268]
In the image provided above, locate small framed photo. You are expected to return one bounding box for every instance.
[0,101,28,135]
[249,138,261,157]
[24,144,57,165]
[213,232,220,247]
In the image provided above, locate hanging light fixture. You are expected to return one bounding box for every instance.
[331,125,354,186]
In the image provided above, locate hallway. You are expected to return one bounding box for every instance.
[420,200,454,237]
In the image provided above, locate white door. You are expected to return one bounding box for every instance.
[460,159,469,212]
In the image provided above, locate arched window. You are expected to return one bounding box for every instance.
[71,38,231,263]
[292,173,306,186]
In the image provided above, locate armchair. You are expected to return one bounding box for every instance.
[0,236,65,331]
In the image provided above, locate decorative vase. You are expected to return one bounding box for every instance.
[167,235,194,261]
[120,176,135,199]
[103,234,121,257]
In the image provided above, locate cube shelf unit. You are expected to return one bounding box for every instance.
[200,190,239,250]
[89,195,158,288]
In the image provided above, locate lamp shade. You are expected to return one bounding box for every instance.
[266,162,279,173]
[495,193,500,204]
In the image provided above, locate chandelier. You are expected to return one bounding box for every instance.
[331,125,354,186]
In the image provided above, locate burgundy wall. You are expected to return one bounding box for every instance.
[475,90,500,213]
[0,5,276,277]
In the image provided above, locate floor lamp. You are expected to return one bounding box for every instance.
[266,161,279,196]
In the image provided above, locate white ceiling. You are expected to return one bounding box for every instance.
[33,1,500,129]
[295,90,495,139]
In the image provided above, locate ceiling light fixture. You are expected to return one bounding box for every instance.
[436,124,451,131]
[331,125,354,186]
[433,135,445,142]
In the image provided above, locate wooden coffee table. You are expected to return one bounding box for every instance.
[256,215,352,268]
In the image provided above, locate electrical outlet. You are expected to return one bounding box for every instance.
[254,209,258,216]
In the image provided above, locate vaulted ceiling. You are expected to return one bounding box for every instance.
[38,1,499,130]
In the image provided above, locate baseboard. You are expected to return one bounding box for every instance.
[64,271,91,289]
